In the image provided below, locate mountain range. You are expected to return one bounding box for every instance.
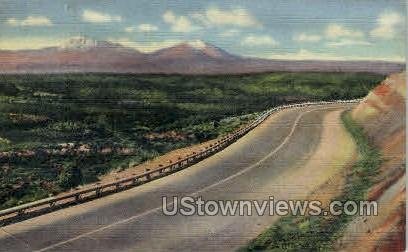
[0,37,404,74]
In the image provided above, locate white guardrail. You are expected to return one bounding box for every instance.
[0,99,361,224]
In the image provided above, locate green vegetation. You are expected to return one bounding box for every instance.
[0,73,383,209]
[241,111,382,251]
[58,163,83,190]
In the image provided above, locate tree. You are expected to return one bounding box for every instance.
[0,83,19,96]
[58,163,83,189]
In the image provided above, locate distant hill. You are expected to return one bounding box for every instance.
[0,37,404,74]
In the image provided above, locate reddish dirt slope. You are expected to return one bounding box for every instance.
[340,72,406,252]
[352,72,406,146]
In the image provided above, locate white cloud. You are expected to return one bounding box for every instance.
[5,19,18,26]
[325,24,363,39]
[82,9,122,23]
[0,37,64,50]
[370,11,403,39]
[293,33,321,42]
[220,29,241,38]
[265,49,339,60]
[192,7,261,28]
[326,39,371,48]
[6,16,52,26]
[125,24,158,33]
[124,26,136,32]
[138,24,158,32]
[108,38,182,53]
[262,49,404,62]
[241,35,279,46]
[163,10,194,32]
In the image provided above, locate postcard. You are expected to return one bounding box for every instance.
[0,1,406,251]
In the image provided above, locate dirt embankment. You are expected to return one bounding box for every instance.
[338,72,406,252]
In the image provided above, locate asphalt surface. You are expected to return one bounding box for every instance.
[0,104,353,252]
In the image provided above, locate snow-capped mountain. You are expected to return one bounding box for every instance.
[62,36,98,50]
[151,40,238,60]
[0,37,403,74]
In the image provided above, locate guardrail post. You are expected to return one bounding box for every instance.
[96,188,101,197]
[145,169,151,180]
[17,209,25,216]
[132,177,138,185]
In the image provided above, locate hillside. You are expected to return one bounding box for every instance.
[339,72,406,251]
[352,72,406,145]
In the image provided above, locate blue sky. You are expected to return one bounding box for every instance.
[0,0,405,61]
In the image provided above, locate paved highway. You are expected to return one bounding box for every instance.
[0,104,354,252]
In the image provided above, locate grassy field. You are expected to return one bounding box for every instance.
[240,111,382,251]
[0,72,383,209]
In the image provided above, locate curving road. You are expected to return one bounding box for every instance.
[0,104,355,252]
